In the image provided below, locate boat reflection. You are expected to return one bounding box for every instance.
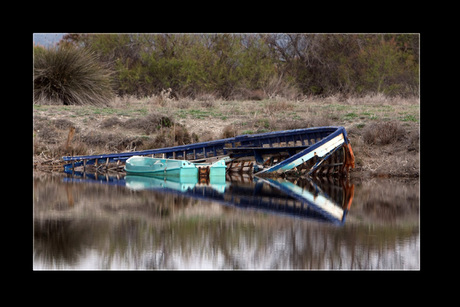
[63,172,354,225]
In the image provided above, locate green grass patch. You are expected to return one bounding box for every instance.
[343,112,358,120]
[401,114,418,122]
[360,112,379,120]
[175,108,225,120]
[321,104,347,111]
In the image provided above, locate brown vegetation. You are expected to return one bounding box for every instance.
[362,121,406,145]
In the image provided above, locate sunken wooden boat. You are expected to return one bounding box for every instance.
[63,126,355,177]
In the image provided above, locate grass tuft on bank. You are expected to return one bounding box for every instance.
[33,45,114,106]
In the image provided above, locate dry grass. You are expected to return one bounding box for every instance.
[363,121,406,145]
[264,100,294,115]
[121,113,173,135]
[317,92,420,105]
[350,126,419,178]
[221,125,238,138]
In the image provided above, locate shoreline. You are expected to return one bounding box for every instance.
[33,95,419,179]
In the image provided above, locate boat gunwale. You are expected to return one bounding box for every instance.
[62,126,347,162]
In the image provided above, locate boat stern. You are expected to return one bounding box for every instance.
[209,159,227,177]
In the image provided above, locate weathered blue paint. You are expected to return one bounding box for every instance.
[255,126,350,175]
[62,126,351,174]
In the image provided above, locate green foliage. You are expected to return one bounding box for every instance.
[265,34,419,97]
[34,45,114,105]
[56,33,419,100]
[355,36,418,96]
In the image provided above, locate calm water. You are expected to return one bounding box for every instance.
[33,172,419,270]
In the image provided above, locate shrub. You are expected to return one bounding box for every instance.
[363,121,405,145]
[34,46,114,105]
[121,113,173,135]
[172,124,192,145]
[52,118,75,130]
[100,116,122,128]
[37,125,59,144]
[221,125,238,138]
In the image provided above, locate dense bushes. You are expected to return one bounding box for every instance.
[35,33,419,104]
[263,34,419,97]
[106,34,279,99]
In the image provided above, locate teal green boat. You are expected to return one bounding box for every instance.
[124,156,227,178]
[196,158,227,178]
[125,156,198,177]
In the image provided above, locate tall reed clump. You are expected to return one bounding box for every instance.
[33,45,114,105]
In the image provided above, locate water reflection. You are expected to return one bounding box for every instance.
[61,172,354,225]
[33,172,419,270]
